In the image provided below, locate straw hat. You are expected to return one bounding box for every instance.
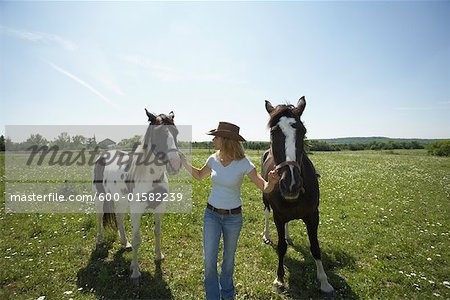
[206,122,246,142]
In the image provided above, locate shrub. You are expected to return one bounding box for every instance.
[427,140,450,156]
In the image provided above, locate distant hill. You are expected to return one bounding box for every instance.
[314,137,446,145]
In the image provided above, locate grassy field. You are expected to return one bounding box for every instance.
[1,149,449,299]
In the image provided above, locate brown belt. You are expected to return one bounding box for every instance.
[207,203,242,215]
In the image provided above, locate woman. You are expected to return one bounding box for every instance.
[180,122,280,300]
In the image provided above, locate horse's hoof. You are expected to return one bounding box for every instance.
[272,284,285,294]
[131,276,140,285]
[130,269,141,284]
[263,237,271,245]
[155,253,165,261]
[285,238,294,246]
[321,289,336,300]
[122,242,132,250]
[320,283,335,294]
[272,278,285,294]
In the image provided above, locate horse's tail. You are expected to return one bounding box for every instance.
[93,154,117,230]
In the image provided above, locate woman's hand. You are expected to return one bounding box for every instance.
[247,168,280,193]
[267,170,280,185]
[179,152,211,181]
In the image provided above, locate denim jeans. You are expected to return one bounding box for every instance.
[203,207,243,300]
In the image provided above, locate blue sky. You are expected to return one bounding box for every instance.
[1,1,449,141]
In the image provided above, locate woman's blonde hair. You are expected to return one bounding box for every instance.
[217,137,245,160]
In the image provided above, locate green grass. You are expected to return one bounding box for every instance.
[1,150,449,299]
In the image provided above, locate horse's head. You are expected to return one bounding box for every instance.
[266,97,307,200]
[143,109,182,175]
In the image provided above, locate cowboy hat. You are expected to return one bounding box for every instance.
[206,122,246,142]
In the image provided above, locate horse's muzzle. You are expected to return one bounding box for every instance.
[166,150,182,175]
[282,192,299,200]
[167,158,181,175]
[279,171,304,200]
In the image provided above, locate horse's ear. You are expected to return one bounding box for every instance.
[169,111,175,120]
[265,100,274,114]
[296,96,306,116]
[145,108,157,123]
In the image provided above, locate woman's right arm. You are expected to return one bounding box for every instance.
[180,154,211,181]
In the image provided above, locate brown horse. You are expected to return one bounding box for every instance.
[262,97,334,294]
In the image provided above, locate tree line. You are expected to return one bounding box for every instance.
[307,140,426,151]
[1,133,98,151]
[1,135,448,156]
[167,140,450,156]
[307,140,450,156]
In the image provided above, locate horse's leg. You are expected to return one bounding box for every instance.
[153,213,164,261]
[285,222,293,246]
[96,212,103,245]
[263,207,271,244]
[116,213,131,249]
[304,212,334,293]
[93,157,106,246]
[273,215,287,292]
[130,212,143,280]
[116,197,131,249]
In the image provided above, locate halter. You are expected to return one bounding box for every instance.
[270,150,305,194]
[270,148,303,173]
[274,160,302,172]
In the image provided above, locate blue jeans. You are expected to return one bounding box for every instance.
[203,207,243,300]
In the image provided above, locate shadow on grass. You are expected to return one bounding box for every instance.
[268,242,358,300]
[77,241,173,299]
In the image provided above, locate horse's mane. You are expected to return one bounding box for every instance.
[157,114,174,125]
[267,104,301,128]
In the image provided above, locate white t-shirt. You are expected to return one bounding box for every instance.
[206,153,255,209]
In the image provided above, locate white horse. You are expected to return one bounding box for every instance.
[93,109,182,281]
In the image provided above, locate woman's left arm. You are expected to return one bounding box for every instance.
[247,168,280,193]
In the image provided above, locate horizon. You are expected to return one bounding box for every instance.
[1,2,449,141]
[3,130,447,145]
